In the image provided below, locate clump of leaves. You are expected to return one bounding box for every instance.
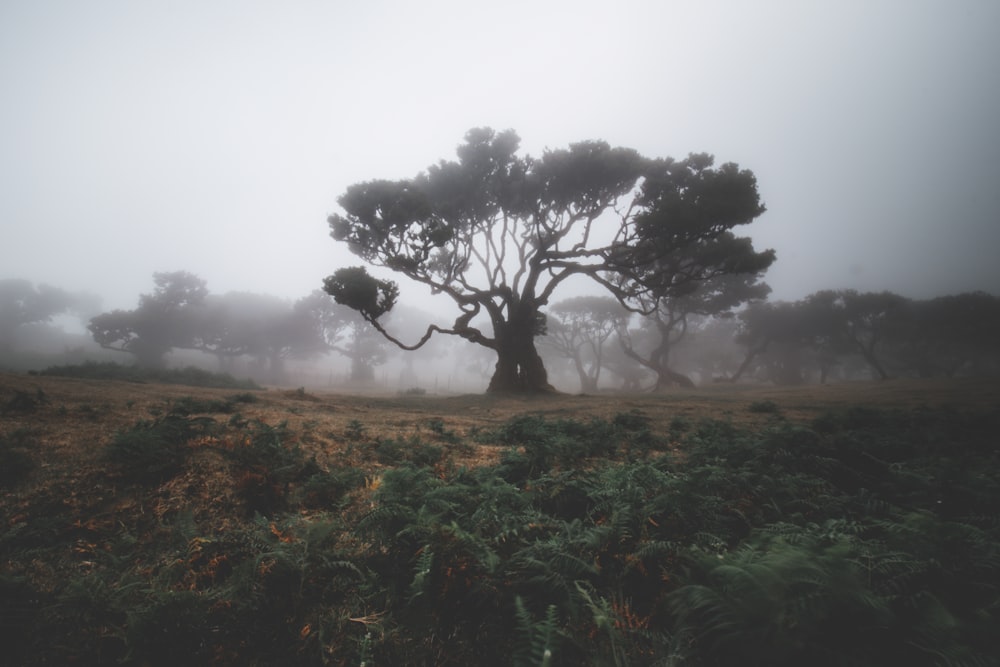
[167,392,258,415]
[426,417,460,443]
[374,435,444,467]
[168,395,235,415]
[224,419,314,515]
[748,399,781,414]
[344,419,367,441]
[490,413,657,479]
[298,467,366,508]
[0,429,35,487]
[104,414,216,484]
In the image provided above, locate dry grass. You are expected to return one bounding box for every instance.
[2,370,999,659]
[3,371,998,486]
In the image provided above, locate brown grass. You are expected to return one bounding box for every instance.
[3,371,998,483]
[2,371,998,596]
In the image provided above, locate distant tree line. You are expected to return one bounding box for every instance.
[540,289,1000,390]
[3,274,997,390]
[84,271,390,384]
[0,279,101,359]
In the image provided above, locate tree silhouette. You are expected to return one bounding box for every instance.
[89,271,207,368]
[325,129,771,393]
[0,279,97,354]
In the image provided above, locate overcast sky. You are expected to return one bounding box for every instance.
[2,0,998,315]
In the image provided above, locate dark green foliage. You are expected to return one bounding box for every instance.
[167,392,259,415]
[748,398,781,413]
[298,467,365,508]
[6,407,999,665]
[344,418,366,441]
[224,419,313,515]
[2,388,48,415]
[104,414,216,484]
[374,435,444,466]
[168,395,233,415]
[489,412,661,482]
[41,361,261,389]
[0,429,35,487]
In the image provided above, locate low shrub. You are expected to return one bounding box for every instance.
[0,429,35,487]
[2,388,48,415]
[41,361,261,390]
[104,414,216,484]
[748,399,781,414]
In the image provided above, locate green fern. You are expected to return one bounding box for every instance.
[513,596,558,667]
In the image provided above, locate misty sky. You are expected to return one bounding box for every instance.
[2,0,999,316]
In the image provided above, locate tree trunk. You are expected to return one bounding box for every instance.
[487,317,555,394]
[728,340,769,383]
[571,353,598,393]
[858,345,889,380]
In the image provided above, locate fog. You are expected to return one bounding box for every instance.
[2,1,999,387]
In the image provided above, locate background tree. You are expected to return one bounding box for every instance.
[618,245,772,390]
[542,295,630,393]
[670,315,746,383]
[731,300,821,385]
[0,279,98,354]
[732,290,911,384]
[828,290,909,380]
[295,290,392,384]
[195,291,327,384]
[88,273,327,380]
[889,291,1000,377]
[89,271,207,368]
[325,129,771,394]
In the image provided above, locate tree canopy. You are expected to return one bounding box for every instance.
[325,128,772,393]
[0,279,99,353]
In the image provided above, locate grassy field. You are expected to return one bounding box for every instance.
[2,371,998,665]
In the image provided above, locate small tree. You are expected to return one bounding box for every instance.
[324,129,771,394]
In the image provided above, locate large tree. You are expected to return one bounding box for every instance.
[324,129,770,393]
